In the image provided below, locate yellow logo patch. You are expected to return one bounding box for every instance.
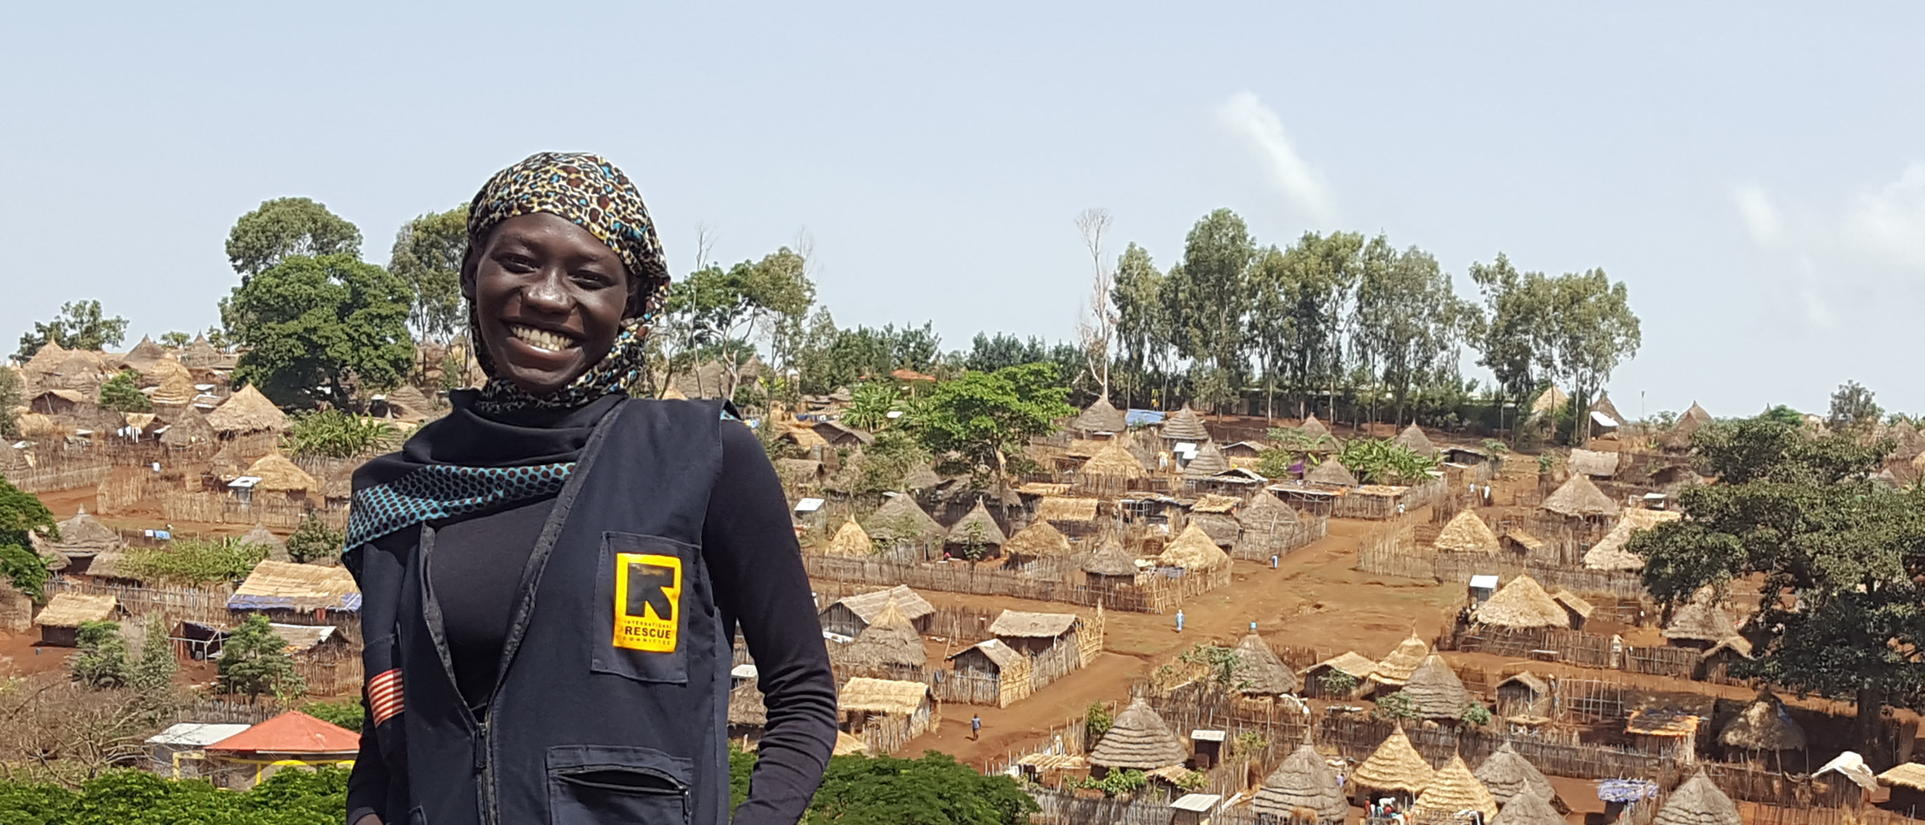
[612,553,681,652]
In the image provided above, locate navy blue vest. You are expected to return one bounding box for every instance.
[355,398,732,825]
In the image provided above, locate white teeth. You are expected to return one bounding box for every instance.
[510,324,575,353]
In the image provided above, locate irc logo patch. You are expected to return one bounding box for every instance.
[612,553,681,652]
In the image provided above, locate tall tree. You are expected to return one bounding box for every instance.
[1470,254,1551,440]
[1109,243,1164,408]
[14,300,130,360]
[0,367,21,439]
[658,248,815,400]
[1246,245,1293,419]
[964,333,1051,374]
[221,253,415,408]
[225,197,362,277]
[217,615,305,698]
[1177,209,1256,385]
[97,371,151,413]
[1828,380,1882,435]
[388,205,470,343]
[1074,208,1116,400]
[0,480,55,601]
[912,362,1075,492]
[1545,268,1640,442]
[70,621,130,689]
[158,331,192,349]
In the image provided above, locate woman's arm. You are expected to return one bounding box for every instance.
[343,544,397,825]
[705,421,839,825]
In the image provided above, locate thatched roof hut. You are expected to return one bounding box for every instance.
[239,524,291,563]
[902,463,942,491]
[946,500,1007,548]
[864,495,944,545]
[1435,510,1501,554]
[1252,733,1347,824]
[1073,395,1127,434]
[227,561,360,613]
[1590,394,1626,427]
[1157,522,1230,572]
[1298,414,1333,441]
[1583,508,1681,571]
[1087,697,1187,771]
[1476,743,1560,810]
[150,369,198,407]
[1415,755,1498,823]
[1664,588,1739,645]
[988,610,1078,641]
[1473,575,1570,630]
[1569,449,1620,478]
[1161,404,1210,442]
[1653,770,1742,825]
[839,600,928,671]
[1305,459,1358,488]
[825,518,875,558]
[243,453,318,494]
[1237,491,1300,531]
[207,385,288,435]
[1401,654,1476,720]
[1371,634,1431,688]
[1231,633,1299,696]
[1182,441,1230,477]
[33,592,119,629]
[1491,789,1564,825]
[1309,651,1378,683]
[1719,692,1807,753]
[1004,520,1072,560]
[1541,474,1619,519]
[47,508,121,557]
[381,385,436,421]
[831,586,934,628]
[1081,440,1146,480]
[180,335,224,369]
[1035,496,1100,526]
[1661,403,1714,451]
[22,341,68,378]
[1082,538,1139,578]
[45,350,108,392]
[1395,424,1438,458]
[1552,590,1594,627]
[837,677,933,717]
[119,336,167,372]
[1352,725,1432,795]
[1877,763,1925,794]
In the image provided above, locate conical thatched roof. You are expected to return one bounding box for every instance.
[1087,697,1188,770]
[1530,386,1569,416]
[838,600,928,670]
[1395,424,1438,458]
[1435,510,1501,554]
[1719,692,1807,752]
[659,385,689,400]
[1253,735,1347,824]
[1182,441,1230,477]
[139,357,192,391]
[1491,788,1564,825]
[1653,770,1742,825]
[48,508,121,555]
[46,350,107,391]
[23,341,68,376]
[1161,404,1210,442]
[244,452,317,493]
[1156,522,1229,571]
[207,385,288,435]
[1476,743,1559,809]
[1081,440,1146,479]
[1352,726,1432,794]
[1402,654,1476,719]
[1237,491,1300,531]
[1416,755,1499,823]
[121,336,166,371]
[825,518,875,558]
[902,463,942,491]
[1541,474,1619,518]
[864,495,945,544]
[1082,537,1139,577]
[1004,520,1073,559]
[181,335,223,368]
[1073,395,1127,434]
[1371,633,1430,687]
[1590,394,1626,427]
[1663,404,1714,451]
[1306,458,1358,487]
[158,405,215,447]
[1583,508,1681,571]
[946,499,1007,547]
[1298,414,1332,440]
[1473,576,1570,629]
[1232,633,1299,696]
[1664,588,1739,644]
[149,369,197,407]
[239,524,290,562]
[382,385,436,421]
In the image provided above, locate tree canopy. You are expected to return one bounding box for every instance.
[388,205,469,342]
[912,362,1075,480]
[217,615,305,699]
[222,253,414,407]
[96,371,150,414]
[14,300,129,361]
[0,480,56,600]
[225,197,362,277]
[1828,380,1882,435]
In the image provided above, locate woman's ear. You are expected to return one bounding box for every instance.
[459,246,479,302]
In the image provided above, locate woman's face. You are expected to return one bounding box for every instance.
[465,212,635,396]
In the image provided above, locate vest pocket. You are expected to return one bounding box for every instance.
[545,745,692,825]
[592,532,693,684]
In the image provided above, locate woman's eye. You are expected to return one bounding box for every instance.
[496,254,537,273]
[573,271,612,288]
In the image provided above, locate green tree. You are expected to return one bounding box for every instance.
[123,538,264,586]
[70,621,130,689]
[96,371,151,414]
[659,249,816,400]
[843,381,901,432]
[128,618,177,700]
[1084,701,1114,744]
[1545,268,1640,442]
[14,300,130,361]
[299,700,364,731]
[1760,405,1805,427]
[1461,703,1493,726]
[963,333,1052,374]
[225,197,363,277]
[1176,209,1255,384]
[286,513,344,564]
[1109,243,1165,407]
[1179,643,1248,692]
[0,480,56,600]
[912,363,1075,484]
[1374,691,1419,721]
[158,331,192,349]
[388,205,469,343]
[803,752,1039,824]
[282,409,399,459]
[0,366,20,439]
[1318,669,1358,696]
[1828,380,1883,435]
[1077,769,1149,798]
[1335,439,1439,485]
[222,253,414,407]
[217,615,305,699]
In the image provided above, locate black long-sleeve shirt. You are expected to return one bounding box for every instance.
[347,420,835,825]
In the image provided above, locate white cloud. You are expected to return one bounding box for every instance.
[1842,162,1925,272]
[1731,183,1782,246]
[1795,257,1837,330]
[1215,91,1336,224]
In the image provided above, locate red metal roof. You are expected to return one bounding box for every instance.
[205,710,360,754]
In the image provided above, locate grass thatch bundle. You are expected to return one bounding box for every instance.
[1476,743,1560,810]
[1664,588,1739,644]
[834,585,934,626]
[1371,633,1430,687]
[1183,441,1231,477]
[946,499,1007,547]
[1087,697,1187,770]
[230,560,359,612]
[1435,510,1500,554]
[825,518,875,558]
[1718,692,1807,752]
[244,452,318,493]
[1072,395,1127,433]
[1401,654,1476,719]
[837,677,931,716]
[207,385,289,435]
[839,600,928,670]
[1035,496,1099,524]
[139,357,193,392]
[1395,424,1438,458]
[1231,633,1299,696]
[1583,508,1682,571]
[1237,491,1300,531]
[1653,769,1742,825]
[1491,788,1564,825]
[1473,576,1570,629]
[1306,458,1358,487]
[1082,538,1139,578]
[1253,733,1346,824]
[988,610,1077,639]
[32,593,118,628]
[1352,725,1432,794]
[1161,404,1210,442]
[1415,754,1498,823]
[864,495,944,544]
[1298,413,1333,441]
[1157,522,1230,571]
[1004,520,1072,559]
[1082,440,1146,479]
[1541,473,1619,518]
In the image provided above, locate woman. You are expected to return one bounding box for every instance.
[344,152,837,825]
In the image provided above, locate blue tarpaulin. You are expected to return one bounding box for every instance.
[1125,409,1165,427]
[225,593,362,612]
[1596,779,1659,803]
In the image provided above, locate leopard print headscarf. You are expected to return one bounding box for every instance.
[464,152,668,413]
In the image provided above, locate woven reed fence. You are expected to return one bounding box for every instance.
[1226,514,1329,562]
[159,491,347,530]
[802,554,1230,614]
[46,577,233,626]
[2,460,111,493]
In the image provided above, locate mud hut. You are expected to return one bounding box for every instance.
[1494,672,1552,720]
[1184,494,1242,547]
[1718,692,1807,762]
[1298,414,1333,441]
[944,499,1007,558]
[22,340,68,380]
[1401,654,1478,721]
[1370,633,1431,689]
[207,385,288,440]
[1583,508,1682,571]
[1161,404,1211,443]
[180,335,224,369]
[239,524,290,563]
[1476,742,1562,811]
[1698,636,1753,680]
[1541,474,1619,520]
[823,518,875,558]
[864,494,944,548]
[1351,725,1432,801]
[1073,395,1127,435]
[1661,403,1715,452]
[1087,697,1188,774]
[945,639,1033,707]
[1082,538,1140,591]
[1305,458,1358,488]
[1252,731,1347,825]
[1182,441,1231,478]
[837,677,939,751]
[1652,769,1741,825]
[1079,440,1147,489]
[1303,651,1377,698]
[1473,575,1571,630]
[33,593,120,646]
[1395,424,1439,459]
[119,336,167,373]
[157,407,217,452]
[1435,510,1501,554]
[45,508,123,564]
[242,453,318,497]
[818,585,934,638]
[1237,491,1302,558]
[1157,522,1230,572]
[1664,589,1739,648]
[45,350,108,392]
[1003,520,1073,568]
[1491,789,1564,825]
[1414,754,1498,824]
[836,600,927,680]
[1231,633,1299,697]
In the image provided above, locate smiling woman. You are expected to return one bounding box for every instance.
[343,153,837,825]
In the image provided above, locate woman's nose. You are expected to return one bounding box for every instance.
[523,270,570,313]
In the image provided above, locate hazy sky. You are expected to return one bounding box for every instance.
[4,3,1922,417]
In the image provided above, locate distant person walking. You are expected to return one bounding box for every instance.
[1175,609,1186,633]
[970,714,982,741]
